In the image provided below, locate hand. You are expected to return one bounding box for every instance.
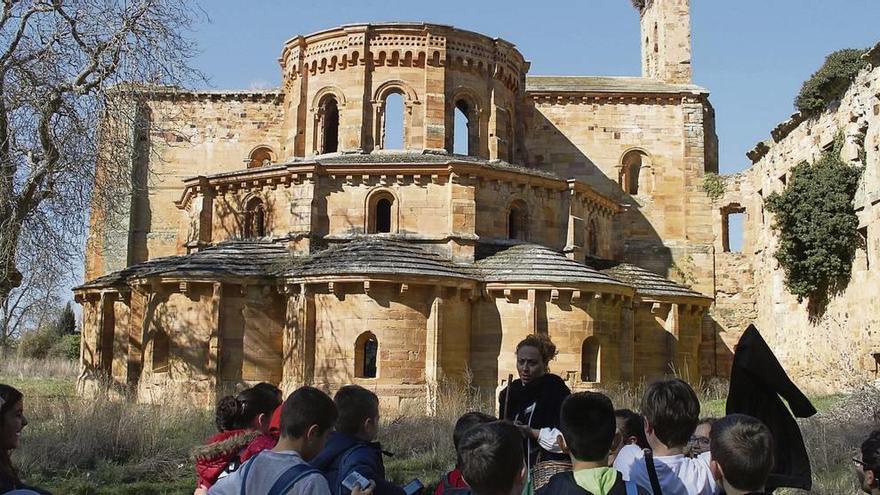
[353,480,376,495]
[194,488,208,495]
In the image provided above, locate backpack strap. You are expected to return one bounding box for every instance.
[238,451,262,495]
[624,481,638,495]
[642,449,663,495]
[267,463,321,495]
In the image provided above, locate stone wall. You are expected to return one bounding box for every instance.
[714,44,880,392]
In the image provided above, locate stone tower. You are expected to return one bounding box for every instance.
[640,0,692,84]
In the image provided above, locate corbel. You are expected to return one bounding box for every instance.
[399,283,409,295]
[550,289,560,303]
[179,281,190,296]
[363,281,371,296]
[503,289,515,303]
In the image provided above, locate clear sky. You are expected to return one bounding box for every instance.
[189,0,880,174]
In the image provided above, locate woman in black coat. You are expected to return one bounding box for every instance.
[498,334,571,468]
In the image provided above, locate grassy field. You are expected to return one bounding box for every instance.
[0,358,871,494]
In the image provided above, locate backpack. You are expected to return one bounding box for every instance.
[238,452,321,495]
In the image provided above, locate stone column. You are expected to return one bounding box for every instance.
[619,297,635,382]
[425,287,444,415]
[207,282,223,395]
[127,287,148,385]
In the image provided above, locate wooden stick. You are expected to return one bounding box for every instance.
[502,373,513,419]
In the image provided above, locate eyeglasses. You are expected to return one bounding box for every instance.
[689,435,710,446]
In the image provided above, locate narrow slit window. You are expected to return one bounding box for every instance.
[384,93,404,149]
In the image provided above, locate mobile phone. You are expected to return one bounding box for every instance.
[403,479,424,495]
[342,471,370,491]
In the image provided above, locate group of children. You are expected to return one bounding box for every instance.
[191,378,775,495]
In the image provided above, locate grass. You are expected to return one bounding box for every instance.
[0,359,867,494]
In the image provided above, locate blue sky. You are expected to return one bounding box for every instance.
[191,0,880,174]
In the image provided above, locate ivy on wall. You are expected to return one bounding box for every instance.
[764,137,862,303]
[702,173,725,202]
[796,48,868,115]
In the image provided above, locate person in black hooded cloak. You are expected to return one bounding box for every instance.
[726,324,817,492]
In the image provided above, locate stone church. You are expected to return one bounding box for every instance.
[75,0,725,410]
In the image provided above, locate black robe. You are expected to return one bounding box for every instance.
[498,373,571,464]
[726,324,816,491]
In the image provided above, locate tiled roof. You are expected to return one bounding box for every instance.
[76,242,290,289]
[475,244,629,288]
[586,258,712,302]
[526,76,707,94]
[280,237,477,281]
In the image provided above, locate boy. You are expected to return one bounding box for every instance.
[858,430,880,495]
[434,411,496,495]
[708,414,773,495]
[537,392,648,495]
[458,421,526,495]
[311,385,404,495]
[609,409,648,465]
[209,386,372,495]
[613,378,717,495]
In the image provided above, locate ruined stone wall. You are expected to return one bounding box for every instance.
[714,45,880,392]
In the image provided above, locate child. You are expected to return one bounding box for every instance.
[0,384,50,494]
[858,430,880,495]
[434,412,496,495]
[194,386,282,489]
[457,421,525,495]
[613,378,717,495]
[687,418,715,458]
[537,392,648,495]
[208,386,371,495]
[311,385,403,495]
[609,409,648,464]
[709,414,773,495]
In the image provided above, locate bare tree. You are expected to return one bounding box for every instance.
[0,0,203,308]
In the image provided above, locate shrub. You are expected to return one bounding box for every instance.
[48,333,81,361]
[795,49,868,115]
[16,326,58,359]
[765,139,862,302]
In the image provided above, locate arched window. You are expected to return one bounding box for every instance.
[451,98,478,157]
[367,190,396,234]
[588,218,599,256]
[383,92,405,149]
[581,336,600,382]
[508,200,528,241]
[248,146,274,169]
[320,97,340,153]
[620,150,649,195]
[355,332,378,378]
[153,329,170,373]
[243,197,266,239]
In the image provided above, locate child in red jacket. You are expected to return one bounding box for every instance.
[192,385,281,489]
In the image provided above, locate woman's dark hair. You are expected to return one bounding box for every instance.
[232,386,281,430]
[214,395,241,431]
[515,334,557,365]
[0,384,23,486]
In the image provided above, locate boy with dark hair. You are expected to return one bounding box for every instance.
[209,386,374,495]
[434,411,496,495]
[609,409,648,465]
[709,414,773,495]
[312,385,404,495]
[613,378,717,495]
[458,422,525,495]
[856,430,880,494]
[538,392,648,495]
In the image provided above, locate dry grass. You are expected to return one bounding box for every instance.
[0,353,79,379]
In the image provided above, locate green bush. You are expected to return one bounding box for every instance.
[702,173,725,202]
[17,327,58,359]
[765,140,862,302]
[48,333,81,361]
[796,49,868,115]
